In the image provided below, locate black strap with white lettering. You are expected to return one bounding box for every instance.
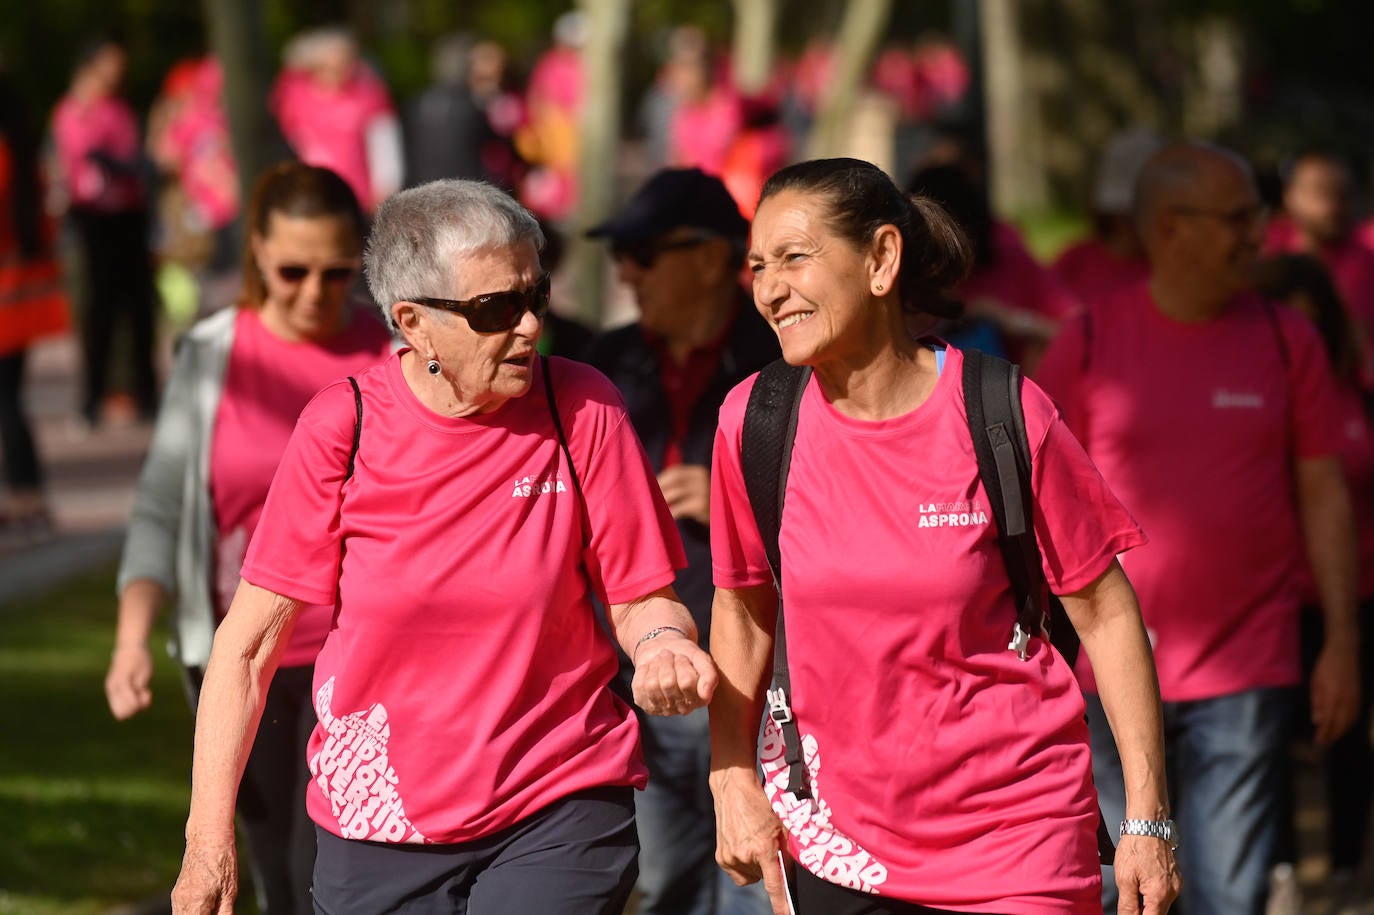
[740,358,813,800]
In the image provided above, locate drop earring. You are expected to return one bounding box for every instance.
[427,358,441,376]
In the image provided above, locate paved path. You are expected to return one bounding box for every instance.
[0,333,150,603]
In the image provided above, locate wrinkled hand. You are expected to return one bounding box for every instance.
[712,767,792,915]
[105,643,154,720]
[658,464,711,526]
[632,635,718,716]
[1115,834,1181,914]
[171,837,237,915]
[1312,638,1360,746]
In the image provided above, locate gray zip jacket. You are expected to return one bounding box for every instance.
[117,306,237,669]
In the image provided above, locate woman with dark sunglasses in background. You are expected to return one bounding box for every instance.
[168,178,713,915]
[107,162,392,914]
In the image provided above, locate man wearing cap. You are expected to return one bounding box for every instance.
[584,167,776,915]
[1053,128,1163,309]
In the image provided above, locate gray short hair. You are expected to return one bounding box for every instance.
[364,180,545,332]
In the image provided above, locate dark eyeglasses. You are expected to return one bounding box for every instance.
[275,265,357,285]
[408,272,551,333]
[611,235,712,269]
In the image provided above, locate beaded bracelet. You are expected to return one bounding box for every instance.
[633,625,688,664]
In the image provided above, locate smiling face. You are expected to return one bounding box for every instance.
[748,190,897,369]
[251,212,361,343]
[399,240,545,414]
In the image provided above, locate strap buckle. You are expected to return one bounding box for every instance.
[1007,622,1032,661]
[766,687,793,724]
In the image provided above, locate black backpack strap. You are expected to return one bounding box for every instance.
[345,376,362,482]
[541,356,590,546]
[962,348,1114,864]
[962,349,1046,659]
[741,359,813,801]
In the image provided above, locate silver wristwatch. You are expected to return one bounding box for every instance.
[1120,818,1180,850]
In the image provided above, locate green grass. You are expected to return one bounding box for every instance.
[0,564,194,914]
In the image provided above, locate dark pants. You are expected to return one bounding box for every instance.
[69,207,158,422]
[1275,597,1374,872]
[311,785,638,914]
[0,349,41,489]
[187,663,318,914]
[793,869,965,914]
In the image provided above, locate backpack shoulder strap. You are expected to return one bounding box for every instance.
[962,348,1044,656]
[740,358,813,801]
[962,348,1114,863]
[540,356,590,547]
[741,360,811,582]
[345,376,362,482]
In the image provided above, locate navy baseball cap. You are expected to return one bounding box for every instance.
[587,168,749,241]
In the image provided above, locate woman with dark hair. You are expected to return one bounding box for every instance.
[708,158,1177,914]
[1256,253,1374,913]
[0,71,68,544]
[107,162,392,913]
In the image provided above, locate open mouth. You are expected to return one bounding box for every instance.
[503,352,534,368]
[776,311,815,330]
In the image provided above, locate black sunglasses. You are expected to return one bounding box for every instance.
[408,272,552,333]
[611,235,712,269]
[276,264,356,285]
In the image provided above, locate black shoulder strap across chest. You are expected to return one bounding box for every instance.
[741,351,1115,862]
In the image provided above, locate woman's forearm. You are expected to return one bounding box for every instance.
[1064,563,1170,819]
[114,578,167,649]
[708,585,777,777]
[185,581,300,841]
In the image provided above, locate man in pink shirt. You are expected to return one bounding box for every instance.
[1266,149,1374,384]
[1037,141,1361,914]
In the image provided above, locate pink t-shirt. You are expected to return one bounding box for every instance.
[963,223,1080,322]
[210,307,392,668]
[51,94,143,211]
[1035,282,1344,701]
[711,345,1144,913]
[1298,385,1374,602]
[269,65,394,211]
[240,354,684,844]
[1052,237,1149,312]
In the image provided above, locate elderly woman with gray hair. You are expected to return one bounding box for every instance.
[171,180,716,915]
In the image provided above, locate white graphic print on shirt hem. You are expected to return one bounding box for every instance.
[760,716,889,892]
[310,676,429,843]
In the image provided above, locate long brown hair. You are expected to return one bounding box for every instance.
[1255,253,1362,386]
[240,162,366,307]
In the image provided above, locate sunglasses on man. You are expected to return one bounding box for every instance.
[610,234,714,269]
[407,272,552,334]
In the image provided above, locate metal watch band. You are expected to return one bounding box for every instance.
[1120,818,1179,849]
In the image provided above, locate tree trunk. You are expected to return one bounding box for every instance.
[979,0,1047,215]
[806,0,892,160]
[201,0,279,209]
[571,0,630,328]
[732,0,779,96]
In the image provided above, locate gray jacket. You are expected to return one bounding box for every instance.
[117,307,237,669]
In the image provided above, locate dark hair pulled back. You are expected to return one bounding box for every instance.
[757,157,970,318]
[240,161,366,307]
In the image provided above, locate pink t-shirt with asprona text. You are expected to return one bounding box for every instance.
[711,344,1144,913]
[1035,282,1344,702]
[241,353,684,844]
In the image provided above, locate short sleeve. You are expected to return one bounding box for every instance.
[239,381,356,604]
[709,378,774,589]
[556,362,685,605]
[1023,381,1147,594]
[1279,307,1346,460]
[1033,311,1091,439]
